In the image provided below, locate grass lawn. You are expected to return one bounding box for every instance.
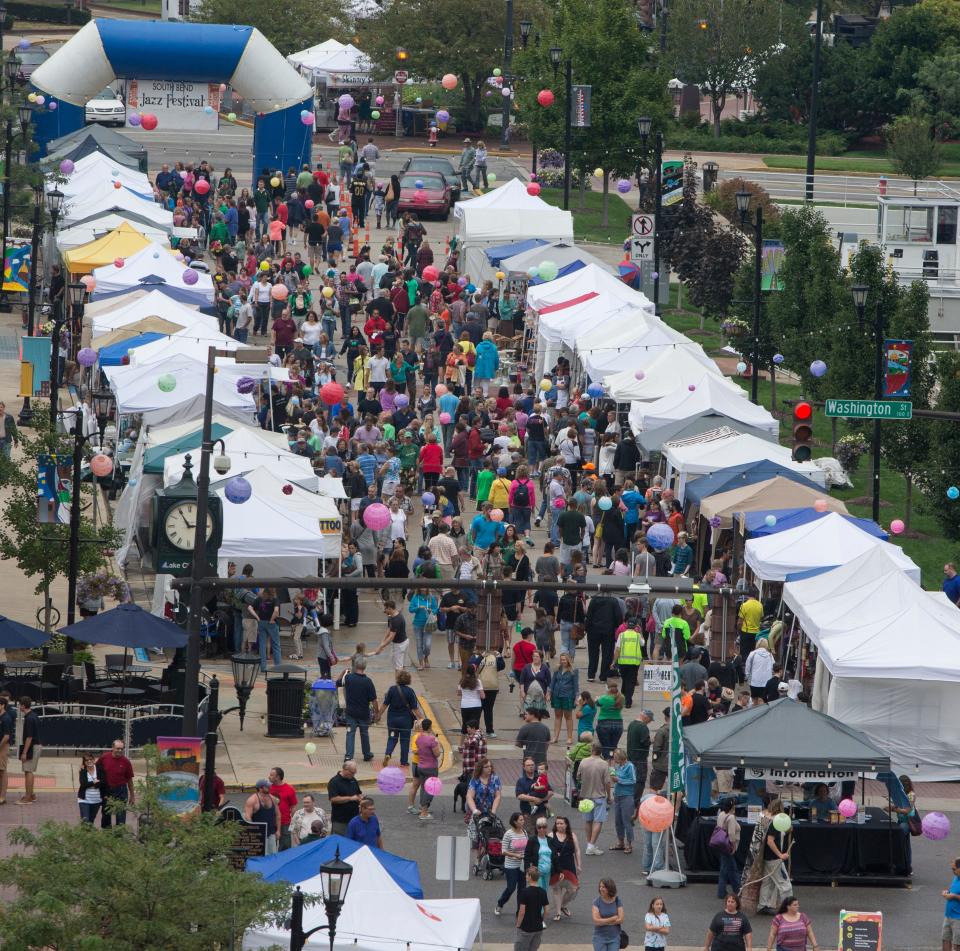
[538,188,633,245]
[662,285,725,354]
[763,154,960,178]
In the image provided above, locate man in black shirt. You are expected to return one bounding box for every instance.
[340,659,379,762]
[437,466,464,517]
[18,697,40,803]
[327,761,363,835]
[48,264,66,322]
[514,866,549,949]
[358,387,383,418]
[682,680,710,726]
[373,600,408,671]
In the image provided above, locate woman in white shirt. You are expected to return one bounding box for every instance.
[388,498,407,542]
[744,636,775,699]
[77,752,103,824]
[300,311,323,350]
[644,895,671,949]
[457,663,486,730]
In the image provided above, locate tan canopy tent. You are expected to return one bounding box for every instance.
[90,316,187,350]
[699,476,848,530]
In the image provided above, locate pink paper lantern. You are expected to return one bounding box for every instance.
[441,73,458,90]
[375,95,384,106]
[813,499,828,512]
[363,502,392,531]
[890,519,905,535]
[552,498,566,510]
[320,382,345,406]
[639,794,674,832]
[140,113,158,131]
[80,275,96,292]
[634,370,645,380]
[90,454,114,477]
[424,776,443,796]
[305,199,314,209]
[422,265,439,282]
[271,283,289,301]
[526,182,541,196]
[439,412,452,424]
[114,257,124,268]
[376,766,406,794]
[435,384,448,396]
[194,178,210,195]
[838,798,857,818]
[490,508,504,522]
[59,159,75,175]
[922,811,951,840]
[687,384,696,391]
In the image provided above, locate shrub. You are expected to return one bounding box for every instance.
[836,432,870,474]
[8,0,91,24]
[713,177,783,238]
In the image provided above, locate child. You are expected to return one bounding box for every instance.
[290,595,308,660]
[531,761,551,801]
[475,458,495,510]
[569,548,587,585]
[574,690,595,738]
[373,182,386,229]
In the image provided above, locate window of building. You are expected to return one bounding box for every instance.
[937,207,958,245]
[885,205,934,243]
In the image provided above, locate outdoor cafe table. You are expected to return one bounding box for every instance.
[99,685,147,704]
[4,660,46,677]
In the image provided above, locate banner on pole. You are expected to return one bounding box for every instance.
[570,85,591,128]
[37,453,72,525]
[883,339,912,398]
[668,647,685,793]
[4,244,30,293]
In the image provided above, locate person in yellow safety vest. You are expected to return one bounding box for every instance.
[612,621,644,709]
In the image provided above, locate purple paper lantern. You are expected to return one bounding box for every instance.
[128,113,142,127]
[338,93,355,110]
[436,109,450,123]
[182,268,199,285]
[236,376,257,394]
[424,776,443,796]
[18,38,29,49]
[394,393,410,408]
[224,476,252,504]
[922,811,951,840]
[634,370,645,381]
[376,766,406,794]
[616,179,631,194]
[363,502,391,531]
[48,101,57,111]
[810,359,827,378]
[59,159,75,175]
[709,516,722,529]
[422,491,436,506]
[77,347,97,367]
[647,523,674,551]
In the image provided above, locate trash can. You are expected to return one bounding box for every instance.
[309,679,338,737]
[266,664,307,738]
[702,161,720,193]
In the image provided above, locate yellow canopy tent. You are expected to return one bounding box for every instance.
[699,477,848,530]
[62,221,153,274]
[89,316,185,350]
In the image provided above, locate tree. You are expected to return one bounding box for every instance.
[886,110,941,195]
[0,422,120,628]
[922,351,960,541]
[910,49,960,139]
[666,0,783,135]
[710,176,781,239]
[0,758,290,950]
[193,0,346,58]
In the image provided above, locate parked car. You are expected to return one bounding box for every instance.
[12,46,50,85]
[85,86,126,126]
[400,156,462,203]
[397,171,453,220]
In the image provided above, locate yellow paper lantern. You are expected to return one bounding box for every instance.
[495,270,506,281]
[593,167,603,179]
[270,176,281,187]
[322,286,335,298]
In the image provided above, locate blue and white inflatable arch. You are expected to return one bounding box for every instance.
[30,19,313,181]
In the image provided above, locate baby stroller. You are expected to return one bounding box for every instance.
[309,679,338,737]
[472,812,506,880]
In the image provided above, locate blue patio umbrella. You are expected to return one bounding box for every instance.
[59,602,187,649]
[246,834,423,896]
[0,615,50,649]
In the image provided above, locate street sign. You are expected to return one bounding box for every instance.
[631,213,655,237]
[630,238,654,263]
[435,834,471,898]
[824,399,912,420]
[630,213,655,263]
[394,69,409,84]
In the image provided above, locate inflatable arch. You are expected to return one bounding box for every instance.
[30,19,313,182]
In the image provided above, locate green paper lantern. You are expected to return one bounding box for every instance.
[158,373,177,393]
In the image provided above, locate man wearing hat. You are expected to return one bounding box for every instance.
[244,779,281,854]
[626,709,654,801]
[458,138,476,192]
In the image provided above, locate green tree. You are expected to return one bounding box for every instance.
[0,757,290,950]
[193,0,346,57]
[910,48,960,137]
[0,422,119,628]
[886,110,941,195]
[666,0,783,135]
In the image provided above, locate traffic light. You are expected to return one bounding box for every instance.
[792,401,813,462]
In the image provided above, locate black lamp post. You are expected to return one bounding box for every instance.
[46,185,64,284]
[501,0,515,148]
[549,46,573,212]
[17,102,31,166]
[17,182,43,426]
[229,652,260,730]
[637,116,664,315]
[519,19,532,47]
[735,189,764,405]
[851,283,883,524]
[64,388,114,655]
[49,276,80,431]
[289,848,354,951]
[0,53,18,313]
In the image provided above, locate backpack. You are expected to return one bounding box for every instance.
[513,480,530,508]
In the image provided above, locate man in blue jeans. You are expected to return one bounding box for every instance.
[341,658,380,762]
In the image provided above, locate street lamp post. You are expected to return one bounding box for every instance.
[18,182,43,426]
[501,0,514,148]
[0,51,20,314]
[289,849,354,951]
[49,274,78,432]
[851,283,883,524]
[805,0,825,203]
[735,189,764,405]
[548,47,573,212]
[519,19,533,172]
[64,388,114,655]
[637,117,664,315]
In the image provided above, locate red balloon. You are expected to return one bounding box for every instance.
[527,182,541,196]
[140,113,158,131]
[537,89,555,107]
[114,257,124,268]
[320,381,345,406]
[422,265,439,282]
[194,178,210,195]
[113,180,121,189]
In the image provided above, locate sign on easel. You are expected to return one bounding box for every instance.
[839,910,882,951]
[435,834,470,898]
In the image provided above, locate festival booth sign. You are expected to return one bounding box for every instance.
[243,845,481,951]
[606,347,734,403]
[454,178,574,279]
[679,699,909,885]
[783,544,960,780]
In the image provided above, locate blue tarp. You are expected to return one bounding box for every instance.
[97,332,166,367]
[684,461,823,507]
[484,238,548,266]
[246,834,423,896]
[528,259,586,285]
[143,422,233,473]
[741,508,889,540]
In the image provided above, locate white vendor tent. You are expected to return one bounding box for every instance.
[663,427,826,500]
[455,178,574,278]
[243,845,482,951]
[89,288,213,337]
[55,152,153,198]
[57,213,171,251]
[91,242,215,305]
[606,347,735,402]
[783,544,960,778]
[745,511,922,584]
[500,240,614,277]
[125,326,246,365]
[287,39,372,79]
[526,262,645,312]
[61,183,174,230]
[630,373,780,450]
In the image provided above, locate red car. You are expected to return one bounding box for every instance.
[397,171,453,220]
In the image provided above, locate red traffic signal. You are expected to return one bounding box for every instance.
[792,401,813,462]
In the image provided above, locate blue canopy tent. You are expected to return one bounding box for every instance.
[528,259,586,285]
[97,332,167,367]
[246,834,423,896]
[741,508,888,540]
[683,461,823,508]
[59,602,187,649]
[143,422,233,474]
[484,238,548,266]
[0,616,50,649]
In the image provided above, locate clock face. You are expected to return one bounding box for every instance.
[163,502,214,550]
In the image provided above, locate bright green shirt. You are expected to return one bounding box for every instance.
[596,692,624,722]
[399,443,419,469]
[382,423,396,443]
[476,469,495,504]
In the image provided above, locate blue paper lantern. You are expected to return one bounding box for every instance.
[948,486,960,500]
[773,353,785,365]
[646,523,674,551]
[597,496,613,511]
[422,492,436,506]
[225,476,252,504]
[764,514,777,527]
[586,383,604,398]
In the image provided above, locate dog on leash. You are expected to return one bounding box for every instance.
[453,773,469,812]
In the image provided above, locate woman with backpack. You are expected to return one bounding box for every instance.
[713,797,741,899]
[509,464,536,537]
